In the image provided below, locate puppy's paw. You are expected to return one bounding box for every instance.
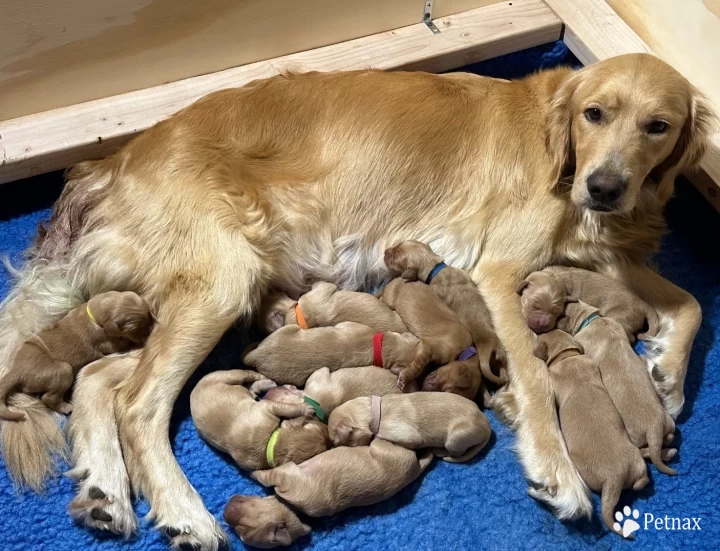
[68,483,138,538]
[249,379,277,399]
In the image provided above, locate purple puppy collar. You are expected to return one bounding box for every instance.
[458,346,478,361]
[370,395,382,435]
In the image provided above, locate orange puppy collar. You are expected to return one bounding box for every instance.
[295,303,309,329]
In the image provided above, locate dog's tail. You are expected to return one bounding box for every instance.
[0,160,110,490]
[600,478,624,536]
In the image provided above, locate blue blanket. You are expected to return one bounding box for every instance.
[1,42,718,550]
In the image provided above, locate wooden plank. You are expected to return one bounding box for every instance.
[0,0,562,184]
[0,0,503,120]
[544,0,720,212]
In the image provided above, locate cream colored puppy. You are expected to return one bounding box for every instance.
[264,366,415,416]
[329,392,491,462]
[190,370,328,471]
[243,323,425,386]
[257,282,407,334]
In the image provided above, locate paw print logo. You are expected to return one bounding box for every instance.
[614,506,641,538]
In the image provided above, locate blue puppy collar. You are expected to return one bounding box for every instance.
[425,262,448,284]
[578,312,601,333]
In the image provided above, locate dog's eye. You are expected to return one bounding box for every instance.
[584,108,602,123]
[647,120,668,134]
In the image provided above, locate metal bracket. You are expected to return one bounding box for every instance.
[423,0,441,34]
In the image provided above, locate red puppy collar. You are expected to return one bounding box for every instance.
[373,332,384,367]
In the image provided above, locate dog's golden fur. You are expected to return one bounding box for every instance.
[0,54,713,545]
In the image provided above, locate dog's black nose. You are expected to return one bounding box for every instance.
[586,171,627,209]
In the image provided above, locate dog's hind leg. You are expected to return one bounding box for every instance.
[114,260,264,551]
[67,353,140,538]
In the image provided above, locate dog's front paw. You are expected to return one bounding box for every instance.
[157,512,227,551]
[68,481,138,538]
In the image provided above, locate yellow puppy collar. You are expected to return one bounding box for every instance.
[86,304,98,325]
[266,428,281,468]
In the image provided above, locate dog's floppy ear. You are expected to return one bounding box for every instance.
[533,340,549,362]
[653,89,715,205]
[401,267,420,281]
[332,421,353,444]
[270,523,294,546]
[515,280,530,295]
[546,71,582,184]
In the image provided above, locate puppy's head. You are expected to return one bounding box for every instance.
[421,359,481,400]
[533,330,583,366]
[328,403,373,447]
[256,290,296,335]
[516,272,573,334]
[547,53,715,212]
[89,291,154,344]
[274,419,330,465]
[264,385,304,404]
[223,495,310,548]
[383,241,443,281]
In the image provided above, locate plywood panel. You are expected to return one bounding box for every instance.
[0,0,561,184]
[0,0,502,120]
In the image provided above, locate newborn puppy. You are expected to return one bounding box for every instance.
[258,282,408,334]
[329,392,491,462]
[0,291,153,420]
[224,495,310,548]
[264,366,415,416]
[189,370,329,471]
[379,278,476,391]
[226,440,431,546]
[543,266,659,340]
[516,271,575,334]
[384,240,507,385]
[421,356,481,400]
[243,322,426,386]
[253,438,431,515]
[534,330,649,534]
[558,301,676,475]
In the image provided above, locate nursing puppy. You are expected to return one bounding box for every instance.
[516,271,577,334]
[421,357,482,401]
[558,302,676,475]
[384,240,507,385]
[243,322,426,386]
[538,266,660,340]
[379,278,477,391]
[189,370,329,471]
[329,392,491,462]
[258,282,407,334]
[264,366,415,416]
[534,330,649,534]
[223,495,310,548]
[0,291,152,420]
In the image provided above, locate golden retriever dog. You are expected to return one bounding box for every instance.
[0,53,712,547]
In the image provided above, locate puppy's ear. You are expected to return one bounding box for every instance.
[269,310,285,332]
[653,89,715,205]
[546,71,582,184]
[401,267,420,281]
[332,421,353,444]
[515,280,530,295]
[565,295,578,304]
[270,523,293,546]
[533,340,549,362]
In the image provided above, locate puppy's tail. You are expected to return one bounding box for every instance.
[442,442,486,463]
[0,376,24,421]
[646,424,677,476]
[600,478,623,536]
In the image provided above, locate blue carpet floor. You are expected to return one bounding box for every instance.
[1,42,718,550]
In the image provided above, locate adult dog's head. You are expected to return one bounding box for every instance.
[547,53,715,213]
